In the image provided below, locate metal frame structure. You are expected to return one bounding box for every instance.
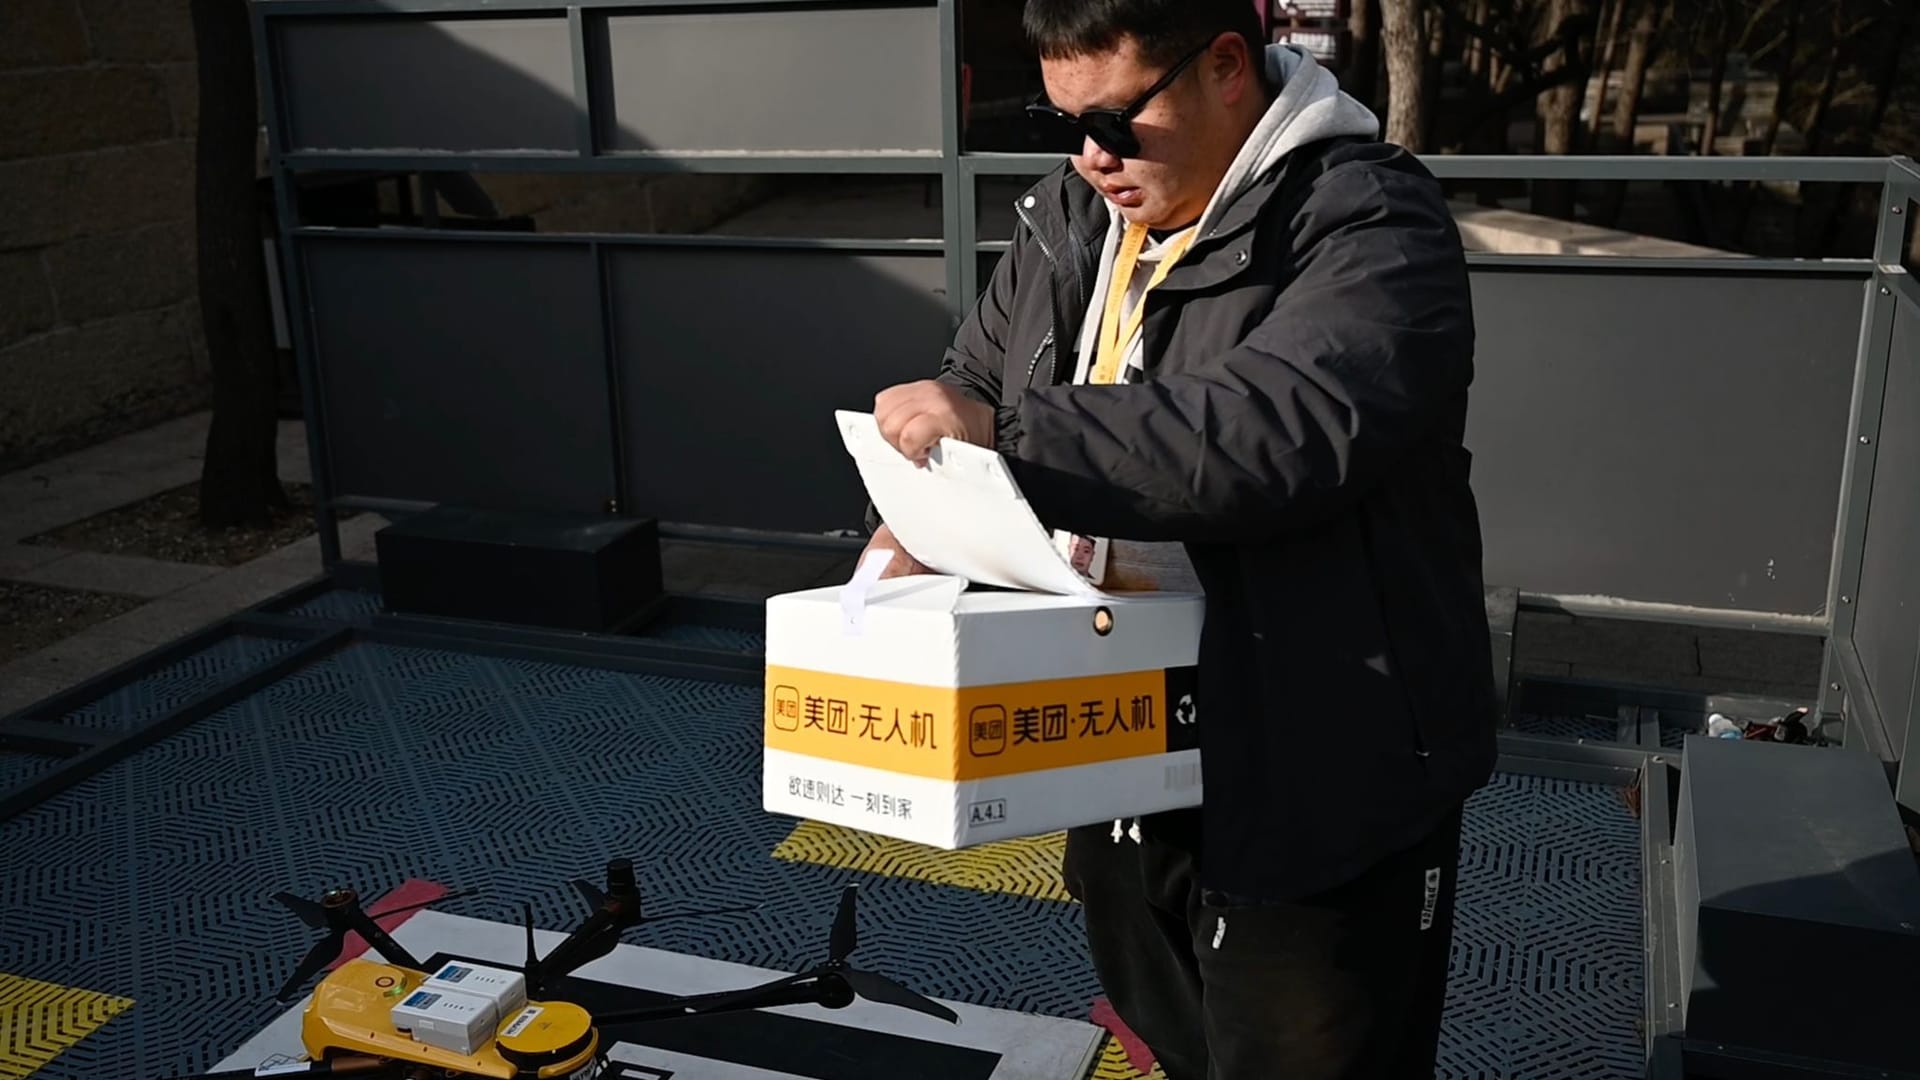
[1817,157,1920,808]
[241,0,1919,785]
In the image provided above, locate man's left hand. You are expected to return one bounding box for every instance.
[874,381,996,463]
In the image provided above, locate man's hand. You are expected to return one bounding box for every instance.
[860,523,933,579]
[874,381,995,464]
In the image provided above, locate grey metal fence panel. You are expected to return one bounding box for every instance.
[275,16,577,152]
[606,247,952,532]
[1853,300,1920,760]
[594,6,941,154]
[1466,268,1865,616]
[302,238,615,511]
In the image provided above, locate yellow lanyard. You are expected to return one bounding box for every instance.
[1091,221,1196,386]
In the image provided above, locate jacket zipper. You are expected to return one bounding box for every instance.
[1015,198,1061,386]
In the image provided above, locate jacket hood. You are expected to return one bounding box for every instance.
[1165,42,1382,241]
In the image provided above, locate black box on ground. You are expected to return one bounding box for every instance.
[1674,735,1920,1073]
[374,505,663,632]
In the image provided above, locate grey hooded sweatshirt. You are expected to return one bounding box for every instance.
[1054,42,1381,594]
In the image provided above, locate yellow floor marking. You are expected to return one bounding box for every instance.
[0,972,134,1080]
[1087,1035,1168,1079]
[771,820,1073,902]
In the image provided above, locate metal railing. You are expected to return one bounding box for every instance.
[245,0,1920,796]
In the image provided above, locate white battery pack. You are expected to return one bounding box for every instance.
[424,960,528,1017]
[389,987,498,1056]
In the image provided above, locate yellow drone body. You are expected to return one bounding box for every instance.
[300,959,602,1079]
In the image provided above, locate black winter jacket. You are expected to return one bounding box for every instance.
[929,135,1498,901]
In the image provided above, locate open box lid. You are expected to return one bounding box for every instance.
[837,410,1110,599]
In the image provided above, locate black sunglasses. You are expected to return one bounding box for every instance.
[1024,40,1211,158]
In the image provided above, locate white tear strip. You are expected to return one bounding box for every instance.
[840,548,896,636]
[1211,915,1227,950]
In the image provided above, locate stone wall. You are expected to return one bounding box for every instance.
[0,0,207,473]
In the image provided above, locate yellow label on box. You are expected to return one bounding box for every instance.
[765,665,1187,780]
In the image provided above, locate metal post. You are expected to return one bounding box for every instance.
[937,0,965,328]
[1813,164,1906,721]
[250,3,344,567]
[568,6,594,156]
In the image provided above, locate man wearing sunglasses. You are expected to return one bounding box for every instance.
[864,2,1496,1077]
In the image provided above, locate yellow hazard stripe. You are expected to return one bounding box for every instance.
[765,665,1172,780]
[0,972,134,1080]
[1089,1036,1167,1079]
[772,820,1073,903]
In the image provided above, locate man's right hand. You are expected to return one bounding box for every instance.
[862,523,933,579]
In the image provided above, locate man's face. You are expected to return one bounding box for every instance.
[1039,35,1249,231]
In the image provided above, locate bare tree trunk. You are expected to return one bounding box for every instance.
[192,0,286,528]
[1588,0,1633,142]
[1735,0,1804,249]
[1802,14,1845,155]
[1611,0,1662,141]
[1423,1,1452,150]
[1383,0,1430,152]
[1864,0,1917,143]
[1795,2,1852,256]
[1700,4,1734,157]
[1466,0,1491,80]
[1534,0,1592,217]
[1348,0,1382,111]
[1758,0,1804,156]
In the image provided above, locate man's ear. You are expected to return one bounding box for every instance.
[1210,31,1258,106]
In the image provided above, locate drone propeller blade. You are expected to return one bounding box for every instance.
[274,891,329,930]
[523,903,541,977]
[364,887,476,921]
[276,930,346,1001]
[829,885,858,964]
[842,969,959,1024]
[343,901,423,971]
[573,878,610,911]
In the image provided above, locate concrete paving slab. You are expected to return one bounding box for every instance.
[275,419,311,485]
[88,595,236,647]
[0,543,71,577]
[0,672,68,716]
[18,551,220,599]
[165,560,318,612]
[337,513,388,562]
[1,629,156,689]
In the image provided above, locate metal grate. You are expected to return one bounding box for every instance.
[1660,718,1697,749]
[57,635,306,732]
[0,750,65,791]
[1511,712,1622,743]
[643,619,765,653]
[284,588,384,623]
[0,644,1645,1080]
[1440,773,1645,1080]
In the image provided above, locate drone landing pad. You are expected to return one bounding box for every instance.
[216,911,1101,1080]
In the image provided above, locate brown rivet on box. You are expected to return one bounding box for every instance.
[1093,607,1114,636]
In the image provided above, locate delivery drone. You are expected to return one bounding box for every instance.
[170,859,955,1079]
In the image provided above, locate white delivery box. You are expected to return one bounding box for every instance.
[762,411,1205,848]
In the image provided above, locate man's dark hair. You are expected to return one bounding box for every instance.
[1022,0,1266,69]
